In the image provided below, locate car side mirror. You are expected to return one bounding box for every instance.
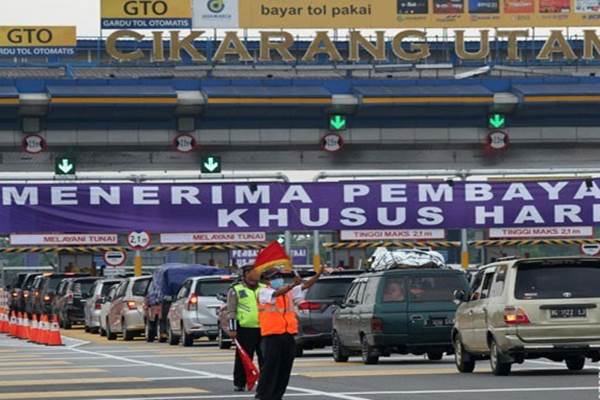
[453,290,467,303]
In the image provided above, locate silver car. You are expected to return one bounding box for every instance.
[166,275,233,346]
[99,283,120,337]
[84,279,122,333]
[106,276,152,341]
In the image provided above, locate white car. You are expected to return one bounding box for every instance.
[99,283,121,336]
[84,279,122,333]
[106,276,152,341]
[166,275,233,346]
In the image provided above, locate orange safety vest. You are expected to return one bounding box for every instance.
[258,291,298,336]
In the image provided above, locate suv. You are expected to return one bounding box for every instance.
[16,273,41,315]
[8,273,28,312]
[52,277,100,329]
[332,268,469,364]
[452,257,600,376]
[106,276,152,341]
[167,275,233,346]
[296,271,362,356]
[33,273,86,316]
[85,279,122,333]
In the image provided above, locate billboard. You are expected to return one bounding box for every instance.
[1,180,600,234]
[183,0,600,28]
[101,0,192,29]
[0,26,76,56]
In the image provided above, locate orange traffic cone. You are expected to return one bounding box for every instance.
[0,308,7,333]
[29,315,39,343]
[8,311,17,336]
[16,312,24,339]
[38,315,49,345]
[22,314,30,341]
[47,315,63,346]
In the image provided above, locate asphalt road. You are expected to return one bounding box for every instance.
[0,328,597,400]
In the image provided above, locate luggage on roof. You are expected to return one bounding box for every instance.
[369,248,446,271]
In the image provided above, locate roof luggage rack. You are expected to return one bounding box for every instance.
[368,247,447,271]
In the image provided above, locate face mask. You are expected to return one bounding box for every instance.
[270,278,284,289]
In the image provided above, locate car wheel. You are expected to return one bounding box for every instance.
[63,316,72,330]
[427,351,444,361]
[361,335,379,365]
[158,319,167,343]
[90,327,99,334]
[489,339,511,376]
[295,345,304,358]
[122,320,134,341]
[218,329,232,350]
[84,325,90,333]
[181,324,193,347]
[100,327,106,337]
[332,331,349,362]
[106,319,117,341]
[145,319,156,343]
[167,321,179,346]
[453,333,475,373]
[566,356,585,371]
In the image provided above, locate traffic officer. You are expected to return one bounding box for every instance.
[255,267,322,400]
[226,264,265,392]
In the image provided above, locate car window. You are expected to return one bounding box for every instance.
[480,272,495,300]
[101,281,120,296]
[107,286,118,301]
[344,282,360,304]
[132,279,151,296]
[408,275,467,302]
[490,265,507,297]
[116,281,128,298]
[515,261,600,300]
[382,277,407,303]
[362,278,380,305]
[47,276,66,292]
[355,281,367,304]
[195,281,232,297]
[305,278,354,301]
[74,279,98,298]
[178,281,191,299]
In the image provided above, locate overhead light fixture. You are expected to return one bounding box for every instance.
[21,117,41,134]
[177,116,195,133]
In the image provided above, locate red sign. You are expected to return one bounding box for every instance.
[487,130,509,151]
[173,134,197,153]
[127,231,151,250]
[321,133,344,153]
[103,250,127,267]
[22,135,47,154]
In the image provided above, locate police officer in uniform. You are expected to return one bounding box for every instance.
[226,264,265,392]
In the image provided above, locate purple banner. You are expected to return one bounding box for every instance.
[1,180,600,234]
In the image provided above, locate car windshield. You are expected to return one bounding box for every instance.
[101,282,120,296]
[195,281,232,297]
[23,275,39,289]
[47,277,66,291]
[407,275,466,302]
[305,278,354,300]
[515,262,600,300]
[132,279,151,296]
[73,280,98,297]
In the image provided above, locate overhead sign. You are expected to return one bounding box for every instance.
[9,233,119,246]
[103,250,127,266]
[101,0,192,29]
[209,0,600,28]
[0,26,76,56]
[173,134,197,153]
[341,229,446,241]
[55,156,76,175]
[488,114,506,129]
[489,226,594,238]
[329,115,347,131]
[321,133,344,153]
[127,231,151,250]
[22,135,46,155]
[487,130,509,151]
[201,156,221,173]
[160,232,266,244]
[580,243,600,256]
[4,180,600,233]
[231,247,308,266]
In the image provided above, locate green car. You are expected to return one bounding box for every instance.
[332,268,470,364]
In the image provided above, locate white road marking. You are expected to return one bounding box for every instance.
[145,376,216,381]
[342,386,597,395]
[525,359,600,370]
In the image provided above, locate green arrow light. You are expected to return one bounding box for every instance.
[329,115,347,131]
[489,114,506,129]
[201,155,221,173]
[55,156,76,175]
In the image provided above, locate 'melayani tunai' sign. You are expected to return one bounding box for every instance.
[2,180,600,234]
[0,26,76,56]
[105,29,600,62]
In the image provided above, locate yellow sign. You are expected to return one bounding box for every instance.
[101,0,192,28]
[0,26,76,47]
[235,0,600,28]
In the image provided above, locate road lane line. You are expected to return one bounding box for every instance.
[145,376,217,381]
[0,360,70,367]
[341,386,597,395]
[0,368,106,376]
[0,388,208,399]
[525,359,600,370]
[68,347,371,400]
[0,377,147,387]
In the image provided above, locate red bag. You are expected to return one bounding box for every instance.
[235,339,260,391]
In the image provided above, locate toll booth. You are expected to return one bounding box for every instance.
[323,240,462,269]
[470,238,600,263]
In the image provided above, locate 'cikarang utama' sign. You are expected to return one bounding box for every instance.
[106,29,600,63]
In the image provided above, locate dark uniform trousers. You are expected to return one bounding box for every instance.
[256,333,296,400]
[234,326,263,388]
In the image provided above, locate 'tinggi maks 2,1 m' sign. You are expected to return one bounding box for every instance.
[101,0,192,29]
[207,0,600,28]
[0,26,76,56]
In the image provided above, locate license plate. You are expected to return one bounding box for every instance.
[550,308,587,319]
[427,318,450,327]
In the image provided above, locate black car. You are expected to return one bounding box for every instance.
[18,273,42,316]
[8,273,28,312]
[33,273,88,316]
[52,277,100,329]
[295,271,363,356]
